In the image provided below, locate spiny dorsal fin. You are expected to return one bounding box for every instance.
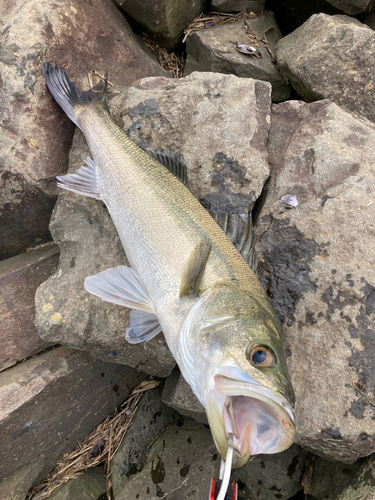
[180,241,211,299]
[141,147,189,188]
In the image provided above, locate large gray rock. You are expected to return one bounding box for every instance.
[0,244,58,372]
[0,0,168,261]
[0,346,145,482]
[0,458,46,500]
[116,418,220,500]
[275,14,375,122]
[324,0,372,15]
[114,0,209,50]
[111,385,178,497]
[211,0,265,13]
[232,444,307,500]
[184,13,290,103]
[43,468,106,500]
[336,455,375,500]
[35,131,175,377]
[256,98,375,463]
[35,72,272,372]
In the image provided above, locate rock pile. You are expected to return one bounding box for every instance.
[1,0,375,499]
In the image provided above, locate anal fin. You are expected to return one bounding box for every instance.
[57,157,101,199]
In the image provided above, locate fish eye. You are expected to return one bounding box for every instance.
[247,344,275,367]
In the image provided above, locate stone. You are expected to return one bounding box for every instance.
[324,0,372,15]
[364,10,375,30]
[0,457,46,500]
[211,0,265,13]
[35,131,176,377]
[335,455,375,500]
[111,384,178,497]
[162,367,207,424]
[0,0,169,261]
[184,13,290,103]
[115,417,220,500]
[0,346,145,482]
[232,444,307,500]
[0,244,58,372]
[275,14,375,122]
[114,0,209,50]
[255,98,375,463]
[35,72,272,373]
[43,468,106,500]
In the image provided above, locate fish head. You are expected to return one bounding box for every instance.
[180,283,295,468]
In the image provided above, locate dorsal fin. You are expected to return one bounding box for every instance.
[141,147,189,188]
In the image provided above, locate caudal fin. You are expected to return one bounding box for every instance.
[42,62,108,127]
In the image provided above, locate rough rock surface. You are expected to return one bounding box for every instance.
[0,458,46,500]
[35,72,272,372]
[184,13,290,102]
[116,418,219,500]
[275,14,375,122]
[45,468,106,500]
[111,384,178,497]
[324,0,372,15]
[35,131,175,377]
[0,244,58,372]
[162,367,207,424]
[211,0,265,13]
[336,455,375,500]
[114,0,209,50]
[0,0,168,260]
[232,444,307,500]
[256,99,375,463]
[0,346,145,482]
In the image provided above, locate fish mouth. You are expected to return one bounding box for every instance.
[205,370,295,468]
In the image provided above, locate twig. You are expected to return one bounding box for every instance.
[147,415,183,450]
[352,381,375,407]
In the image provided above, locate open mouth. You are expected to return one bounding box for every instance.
[206,373,295,467]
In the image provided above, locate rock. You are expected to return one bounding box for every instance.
[211,0,265,13]
[0,244,58,372]
[256,98,375,463]
[0,346,145,482]
[275,14,375,122]
[0,458,46,500]
[114,0,209,50]
[35,131,176,377]
[162,367,207,424]
[0,0,169,261]
[115,417,220,500]
[35,72,272,372]
[111,384,178,497]
[324,0,372,15]
[42,468,106,500]
[364,10,375,30]
[336,455,375,500]
[184,13,290,103]
[232,444,307,500]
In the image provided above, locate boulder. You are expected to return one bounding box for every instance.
[0,346,145,482]
[111,384,178,497]
[0,244,58,372]
[35,72,272,371]
[114,0,209,50]
[256,98,375,463]
[115,417,220,500]
[35,131,176,377]
[0,0,168,260]
[232,444,307,500]
[42,468,106,500]
[275,14,375,122]
[324,0,372,15]
[162,367,207,424]
[0,458,46,500]
[336,455,375,500]
[184,13,291,102]
[211,0,265,13]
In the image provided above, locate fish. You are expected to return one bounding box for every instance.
[42,62,295,467]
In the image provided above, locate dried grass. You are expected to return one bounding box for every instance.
[182,11,258,43]
[143,37,185,78]
[27,377,161,500]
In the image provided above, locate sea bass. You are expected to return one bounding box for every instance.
[42,62,295,467]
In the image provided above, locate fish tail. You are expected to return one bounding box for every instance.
[42,62,108,128]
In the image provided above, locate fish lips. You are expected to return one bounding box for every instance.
[205,373,295,468]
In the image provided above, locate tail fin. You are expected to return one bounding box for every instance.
[42,62,108,127]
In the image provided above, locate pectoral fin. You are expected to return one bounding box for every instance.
[180,241,211,299]
[57,157,101,199]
